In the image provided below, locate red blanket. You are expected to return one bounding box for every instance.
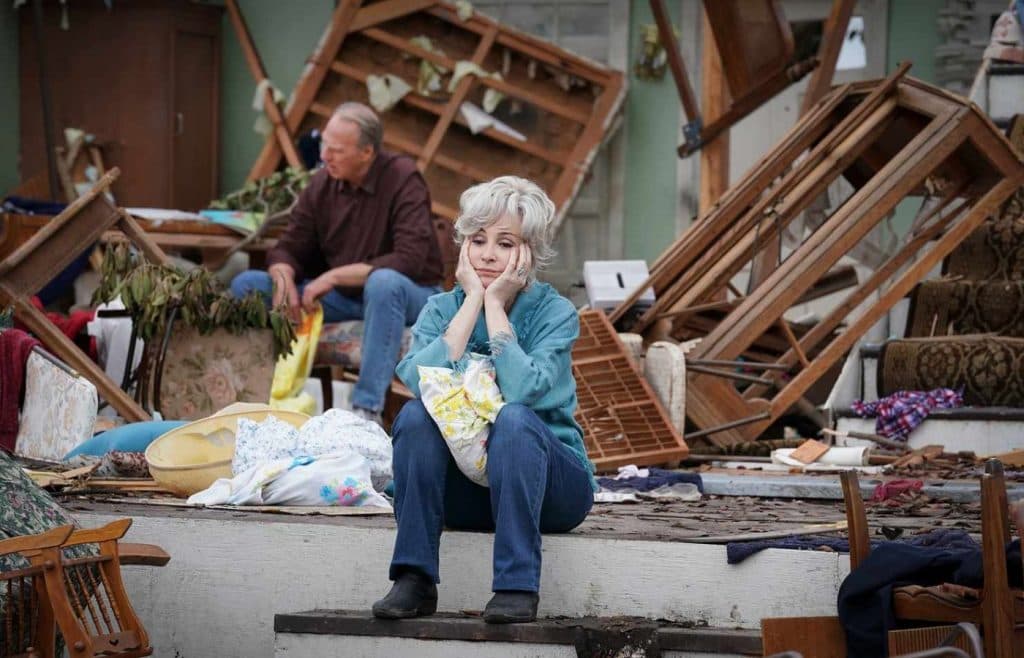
[0,328,41,452]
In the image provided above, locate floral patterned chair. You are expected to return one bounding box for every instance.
[313,218,458,403]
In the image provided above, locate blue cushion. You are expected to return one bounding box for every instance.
[64,420,188,459]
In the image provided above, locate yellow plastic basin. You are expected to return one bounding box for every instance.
[145,409,310,496]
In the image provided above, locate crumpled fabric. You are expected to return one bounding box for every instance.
[232,409,392,490]
[597,467,704,494]
[870,479,924,502]
[448,61,505,112]
[851,388,963,440]
[454,0,473,20]
[838,533,1021,658]
[727,527,979,565]
[366,73,412,112]
[409,36,448,95]
[188,452,390,508]
[418,355,504,486]
[251,78,287,136]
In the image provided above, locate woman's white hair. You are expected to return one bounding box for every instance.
[454,176,556,273]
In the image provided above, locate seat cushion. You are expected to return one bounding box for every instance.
[316,321,414,369]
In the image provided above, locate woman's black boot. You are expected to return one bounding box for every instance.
[482,590,539,623]
[372,571,438,619]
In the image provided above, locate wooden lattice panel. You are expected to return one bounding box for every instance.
[573,310,688,471]
[250,0,626,231]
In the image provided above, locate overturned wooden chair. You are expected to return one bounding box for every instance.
[841,461,1024,658]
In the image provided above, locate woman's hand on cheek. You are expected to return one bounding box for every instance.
[485,243,529,308]
[456,240,485,299]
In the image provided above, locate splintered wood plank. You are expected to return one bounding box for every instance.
[789,439,830,464]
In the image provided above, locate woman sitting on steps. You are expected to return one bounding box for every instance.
[372,175,596,624]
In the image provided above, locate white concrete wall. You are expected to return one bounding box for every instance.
[274,634,747,658]
[78,511,849,658]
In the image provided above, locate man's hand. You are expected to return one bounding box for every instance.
[269,264,300,322]
[455,240,485,300]
[301,271,336,313]
[484,243,531,309]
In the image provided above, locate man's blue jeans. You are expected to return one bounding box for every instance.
[229,268,439,413]
[388,400,594,592]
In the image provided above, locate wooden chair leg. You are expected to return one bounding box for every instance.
[840,471,871,570]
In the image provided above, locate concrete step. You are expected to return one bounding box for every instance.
[273,611,761,658]
[76,504,847,658]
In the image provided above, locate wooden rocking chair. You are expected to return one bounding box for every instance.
[840,461,1024,658]
[0,525,73,658]
[10,519,162,658]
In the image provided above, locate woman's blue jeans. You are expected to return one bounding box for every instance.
[230,268,438,413]
[388,400,594,593]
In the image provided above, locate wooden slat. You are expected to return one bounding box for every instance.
[655,97,899,327]
[248,0,362,180]
[650,0,699,122]
[325,61,568,166]
[800,0,856,115]
[607,84,853,324]
[624,67,908,331]
[226,0,304,172]
[418,23,499,170]
[699,6,730,213]
[548,73,624,230]
[360,27,590,124]
[697,109,965,362]
[426,5,614,84]
[350,0,436,32]
[774,176,1020,416]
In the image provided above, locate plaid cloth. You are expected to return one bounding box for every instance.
[852,388,963,440]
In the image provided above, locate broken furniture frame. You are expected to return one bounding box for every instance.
[842,461,1022,658]
[0,168,171,422]
[611,67,1024,447]
[650,0,820,157]
[246,0,626,230]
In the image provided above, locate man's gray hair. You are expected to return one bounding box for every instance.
[454,176,557,273]
[332,102,382,152]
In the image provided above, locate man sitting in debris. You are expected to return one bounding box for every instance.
[372,176,596,624]
[230,102,443,424]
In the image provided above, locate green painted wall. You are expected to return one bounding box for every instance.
[622,0,683,263]
[887,0,944,235]
[887,0,941,83]
[0,4,20,194]
[218,0,333,194]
